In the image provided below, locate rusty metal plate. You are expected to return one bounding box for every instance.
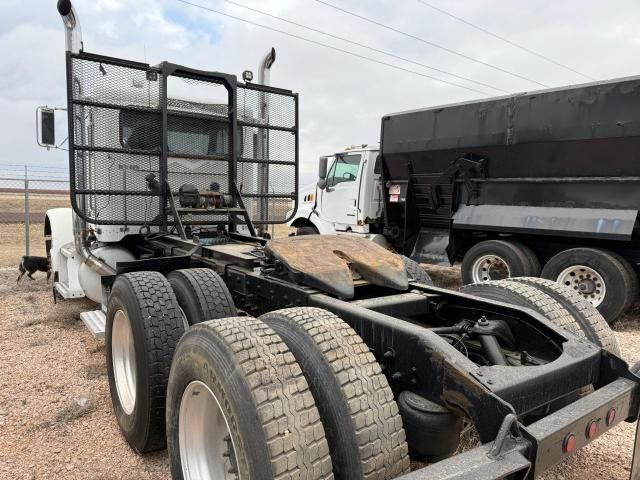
[265,235,408,298]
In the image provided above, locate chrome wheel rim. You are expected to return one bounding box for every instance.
[112,309,137,415]
[471,254,511,282]
[557,265,606,307]
[179,380,240,480]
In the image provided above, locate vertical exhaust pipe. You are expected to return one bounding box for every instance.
[58,1,115,277]
[257,48,276,235]
[57,0,83,53]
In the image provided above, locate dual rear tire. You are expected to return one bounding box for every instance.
[106,268,238,454]
[540,248,638,322]
[166,309,410,480]
[461,240,638,323]
[106,270,409,479]
[461,240,540,284]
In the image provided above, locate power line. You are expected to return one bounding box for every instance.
[314,0,549,88]
[0,163,68,170]
[220,0,509,94]
[415,0,593,80]
[173,0,492,96]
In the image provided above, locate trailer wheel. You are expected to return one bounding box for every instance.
[106,271,185,453]
[460,280,588,343]
[261,307,410,480]
[402,255,433,285]
[608,251,640,313]
[166,317,333,480]
[506,277,619,355]
[541,248,638,322]
[168,268,236,326]
[461,240,539,284]
[403,256,434,285]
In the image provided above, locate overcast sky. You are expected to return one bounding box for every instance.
[2,0,640,185]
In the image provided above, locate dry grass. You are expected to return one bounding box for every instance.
[0,192,69,215]
[0,223,49,267]
[0,192,69,267]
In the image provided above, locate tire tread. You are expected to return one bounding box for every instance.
[204,316,334,479]
[402,256,434,286]
[169,268,236,324]
[116,271,185,452]
[507,277,619,354]
[262,307,410,480]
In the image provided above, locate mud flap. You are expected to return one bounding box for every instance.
[411,228,450,266]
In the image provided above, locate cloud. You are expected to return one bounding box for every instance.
[2,0,640,187]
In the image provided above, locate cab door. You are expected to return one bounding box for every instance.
[317,153,362,229]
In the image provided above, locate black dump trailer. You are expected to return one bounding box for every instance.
[381,76,640,322]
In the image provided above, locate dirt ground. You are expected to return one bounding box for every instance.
[1,264,640,479]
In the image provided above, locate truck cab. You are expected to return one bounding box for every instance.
[290,145,384,240]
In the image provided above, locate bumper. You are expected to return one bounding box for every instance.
[398,376,640,480]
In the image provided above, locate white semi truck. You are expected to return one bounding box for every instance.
[32,3,640,480]
[290,145,388,241]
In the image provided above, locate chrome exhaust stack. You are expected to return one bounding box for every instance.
[57,0,83,53]
[256,48,276,235]
[58,0,115,278]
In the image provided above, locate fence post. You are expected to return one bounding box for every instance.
[24,165,30,256]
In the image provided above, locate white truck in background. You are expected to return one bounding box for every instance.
[289,144,389,244]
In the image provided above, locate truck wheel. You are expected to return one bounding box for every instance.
[261,307,410,480]
[460,280,587,343]
[296,225,319,235]
[403,256,434,285]
[166,317,333,480]
[168,268,236,326]
[506,277,619,355]
[461,240,539,284]
[605,251,639,313]
[541,248,638,322]
[106,271,185,453]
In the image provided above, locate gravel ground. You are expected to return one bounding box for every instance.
[1,264,640,479]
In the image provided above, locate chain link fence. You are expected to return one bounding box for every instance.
[0,164,295,269]
[0,165,70,267]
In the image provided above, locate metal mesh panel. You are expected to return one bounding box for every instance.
[69,53,163,225]
[238,84,298,224]
[67,51,298,228]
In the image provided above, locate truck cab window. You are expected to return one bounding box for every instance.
[120,110,230,156]
[326,154,361,187]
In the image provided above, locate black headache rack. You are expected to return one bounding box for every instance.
[65,50,299,233]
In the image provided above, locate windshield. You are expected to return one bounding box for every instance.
[326,154,362,187]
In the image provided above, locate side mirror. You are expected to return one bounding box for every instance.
[318,156,328,179]
[318,157,329,190]
[317,156,328,190]
[37,107,56,148]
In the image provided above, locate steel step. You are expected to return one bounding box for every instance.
[80,310,106,338]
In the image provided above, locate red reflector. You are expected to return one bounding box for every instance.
[606,408,616,426]
[586,421,598,439]
[563,433,577,453]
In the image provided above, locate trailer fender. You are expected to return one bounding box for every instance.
[453,204,637,241]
